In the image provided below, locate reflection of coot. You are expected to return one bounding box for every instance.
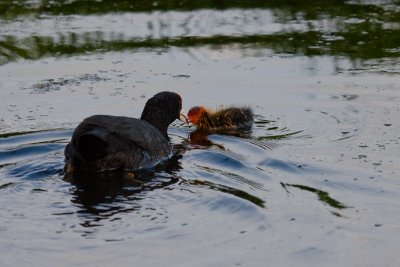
[65,153,183,211]
[64,91,188,172]
[188,106,253,131]
[189,128,253,149]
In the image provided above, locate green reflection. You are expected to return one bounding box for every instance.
[0,0,399,65]
[281,182,347,209]
[186,179,266,208]
[258,130,303,141]
[1,0,399,19]
[0,128,64,138]
[2,31,400,66]
[195,164,265,190]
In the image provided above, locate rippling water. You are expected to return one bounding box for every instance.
[1,1,400,266]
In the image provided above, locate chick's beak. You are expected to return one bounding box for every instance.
[179,110,189,124]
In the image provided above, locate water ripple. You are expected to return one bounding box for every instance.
[0,120,398,267]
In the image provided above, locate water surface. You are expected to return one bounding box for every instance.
[1,1,400,267]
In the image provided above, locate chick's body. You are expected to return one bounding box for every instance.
[188,106,253,131]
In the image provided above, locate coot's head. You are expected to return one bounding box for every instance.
[187,106,207,125]
[141,91,188,137]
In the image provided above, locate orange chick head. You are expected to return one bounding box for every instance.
[187,106,207,125]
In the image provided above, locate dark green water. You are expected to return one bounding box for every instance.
[1,0,400,65]
[1,1,400,266]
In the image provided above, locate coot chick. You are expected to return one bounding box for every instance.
[188,106,253,131]
[64,91,188,172]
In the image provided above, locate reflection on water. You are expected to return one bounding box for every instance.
[0,126,280,225]
[1,0,399,70]
[0,119,315,215]
[0,115,399,265]
[190,129,264,148]
[181,178,265,208]
[1,1,400,266]
[189,116,288,150]
[65,117,284,217]
[65,154,183,210]
[281,182,347,210]
[1,0,399,19]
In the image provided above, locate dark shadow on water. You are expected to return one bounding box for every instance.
[189,127,280,151]
[189,130,226,148]
[64,148,266,226]
[64,154,184,211]
[187,113,304,149]
[0,127,268,226]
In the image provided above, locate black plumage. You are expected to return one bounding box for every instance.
[64,91,186,172]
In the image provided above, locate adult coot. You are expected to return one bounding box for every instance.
[64,91,188,172]
[187,106,253,131]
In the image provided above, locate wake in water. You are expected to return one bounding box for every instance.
[0,118,354,237]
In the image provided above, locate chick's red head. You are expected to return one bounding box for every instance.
[187,106,207,125]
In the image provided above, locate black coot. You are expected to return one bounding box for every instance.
[64,91,188,172]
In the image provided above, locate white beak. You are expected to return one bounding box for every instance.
[179,110,189,124]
